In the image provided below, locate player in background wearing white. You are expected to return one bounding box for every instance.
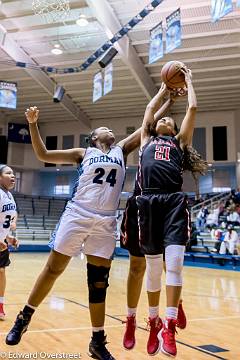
[6,106,141,360]
[0,165,19,320]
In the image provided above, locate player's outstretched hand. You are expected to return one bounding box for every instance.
[170,87,187,101]
[0,241,7,252]
[6,236,19,249]
[159,82,169,94]
[180,67,192,85]
[25,106,39,124]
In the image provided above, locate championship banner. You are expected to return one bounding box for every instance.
[165,9,181,54]
[8,123,31,144]
[0,81,17,109]
[211,0,233,22]
[104,63,113,96]
[93,72,103,103]
[148,22,163,64]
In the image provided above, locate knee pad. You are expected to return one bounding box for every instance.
[87,263,110,303]
[165,245,185,286]
[145,254,163,292]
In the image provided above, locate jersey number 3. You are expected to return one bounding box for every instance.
[93,168,117,187]
[155,145,170,161]
[3,215,12,229]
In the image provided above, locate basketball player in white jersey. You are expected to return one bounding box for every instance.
[6,106,141,360]
[0,164,18,320]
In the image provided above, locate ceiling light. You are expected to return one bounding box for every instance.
[51,44,63,55]
[76,14,89,27]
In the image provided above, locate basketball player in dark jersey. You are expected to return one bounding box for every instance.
[121,94,186,356]
[137,68,197,357]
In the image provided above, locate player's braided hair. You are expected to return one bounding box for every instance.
[85,130,97,147]
[183,145,208,175]
[173,123,208,175]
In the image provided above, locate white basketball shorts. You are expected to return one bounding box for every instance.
[49,205,117,259]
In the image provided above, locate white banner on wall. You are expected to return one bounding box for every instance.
[93,71,103,103]
[104,63,113,96]
[165,8,181,54]
[148,22,163,64]
[211,0,233,22]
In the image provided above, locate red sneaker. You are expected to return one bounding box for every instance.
[159,318,177,357]
[177,301,187,329]
[123,315,136,350]
[0,303,5,321]
[147,316,163,356]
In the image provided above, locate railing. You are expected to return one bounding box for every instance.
[191,191,231,220]
[23,214,28,228]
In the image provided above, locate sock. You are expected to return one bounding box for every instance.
[0,297,4,303]
[92,327,104,332]
[166,307,178,320]
[23,305,36,316]
[127,307,137,317]
[92,329,105,341]
[149,306,159,319]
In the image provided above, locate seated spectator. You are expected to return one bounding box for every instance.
[218,203,228,224]
[225,198,235,211]
[234,188,240,205]
[196,205,209,231]
[227,210,240,227]
[186,223,198,251]
[206,204,219,228]
[210,226,225,253]
[219,225,240,255]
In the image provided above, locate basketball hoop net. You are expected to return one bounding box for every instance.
[32,0,70,24]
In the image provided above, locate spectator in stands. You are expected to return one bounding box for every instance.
[206,204,219,228]
[234,188,240,205]
[196,205,209,231]
[0,165,19,320]
[219,225,239,255]
[218,202,228,224]
[227,209,240,227]
[225,197,235,211]
[210,226,225,253]
[186,223,198,251]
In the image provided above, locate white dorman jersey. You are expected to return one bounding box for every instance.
[69,146,125,214]
[0,188,17,242]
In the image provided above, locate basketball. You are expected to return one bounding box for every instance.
[161,61,186,89]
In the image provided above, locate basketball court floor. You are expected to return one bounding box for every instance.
[0,253,239,359]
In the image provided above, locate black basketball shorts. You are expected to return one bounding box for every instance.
[0,248,11,268]
[120,195,144,258]
[136,192,189,255]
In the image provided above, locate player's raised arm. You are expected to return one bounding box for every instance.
[141,83,168,148]
[25,106,85,165]
[117,93,176,157]
[176,69,197,148]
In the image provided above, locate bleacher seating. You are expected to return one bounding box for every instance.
[12,192,240,269]
[13,194,67,244]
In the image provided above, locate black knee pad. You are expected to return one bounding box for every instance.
[87,263,110,303]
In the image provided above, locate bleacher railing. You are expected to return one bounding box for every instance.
[191,191,231,220]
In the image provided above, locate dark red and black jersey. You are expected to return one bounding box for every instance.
[140,135,183,192]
